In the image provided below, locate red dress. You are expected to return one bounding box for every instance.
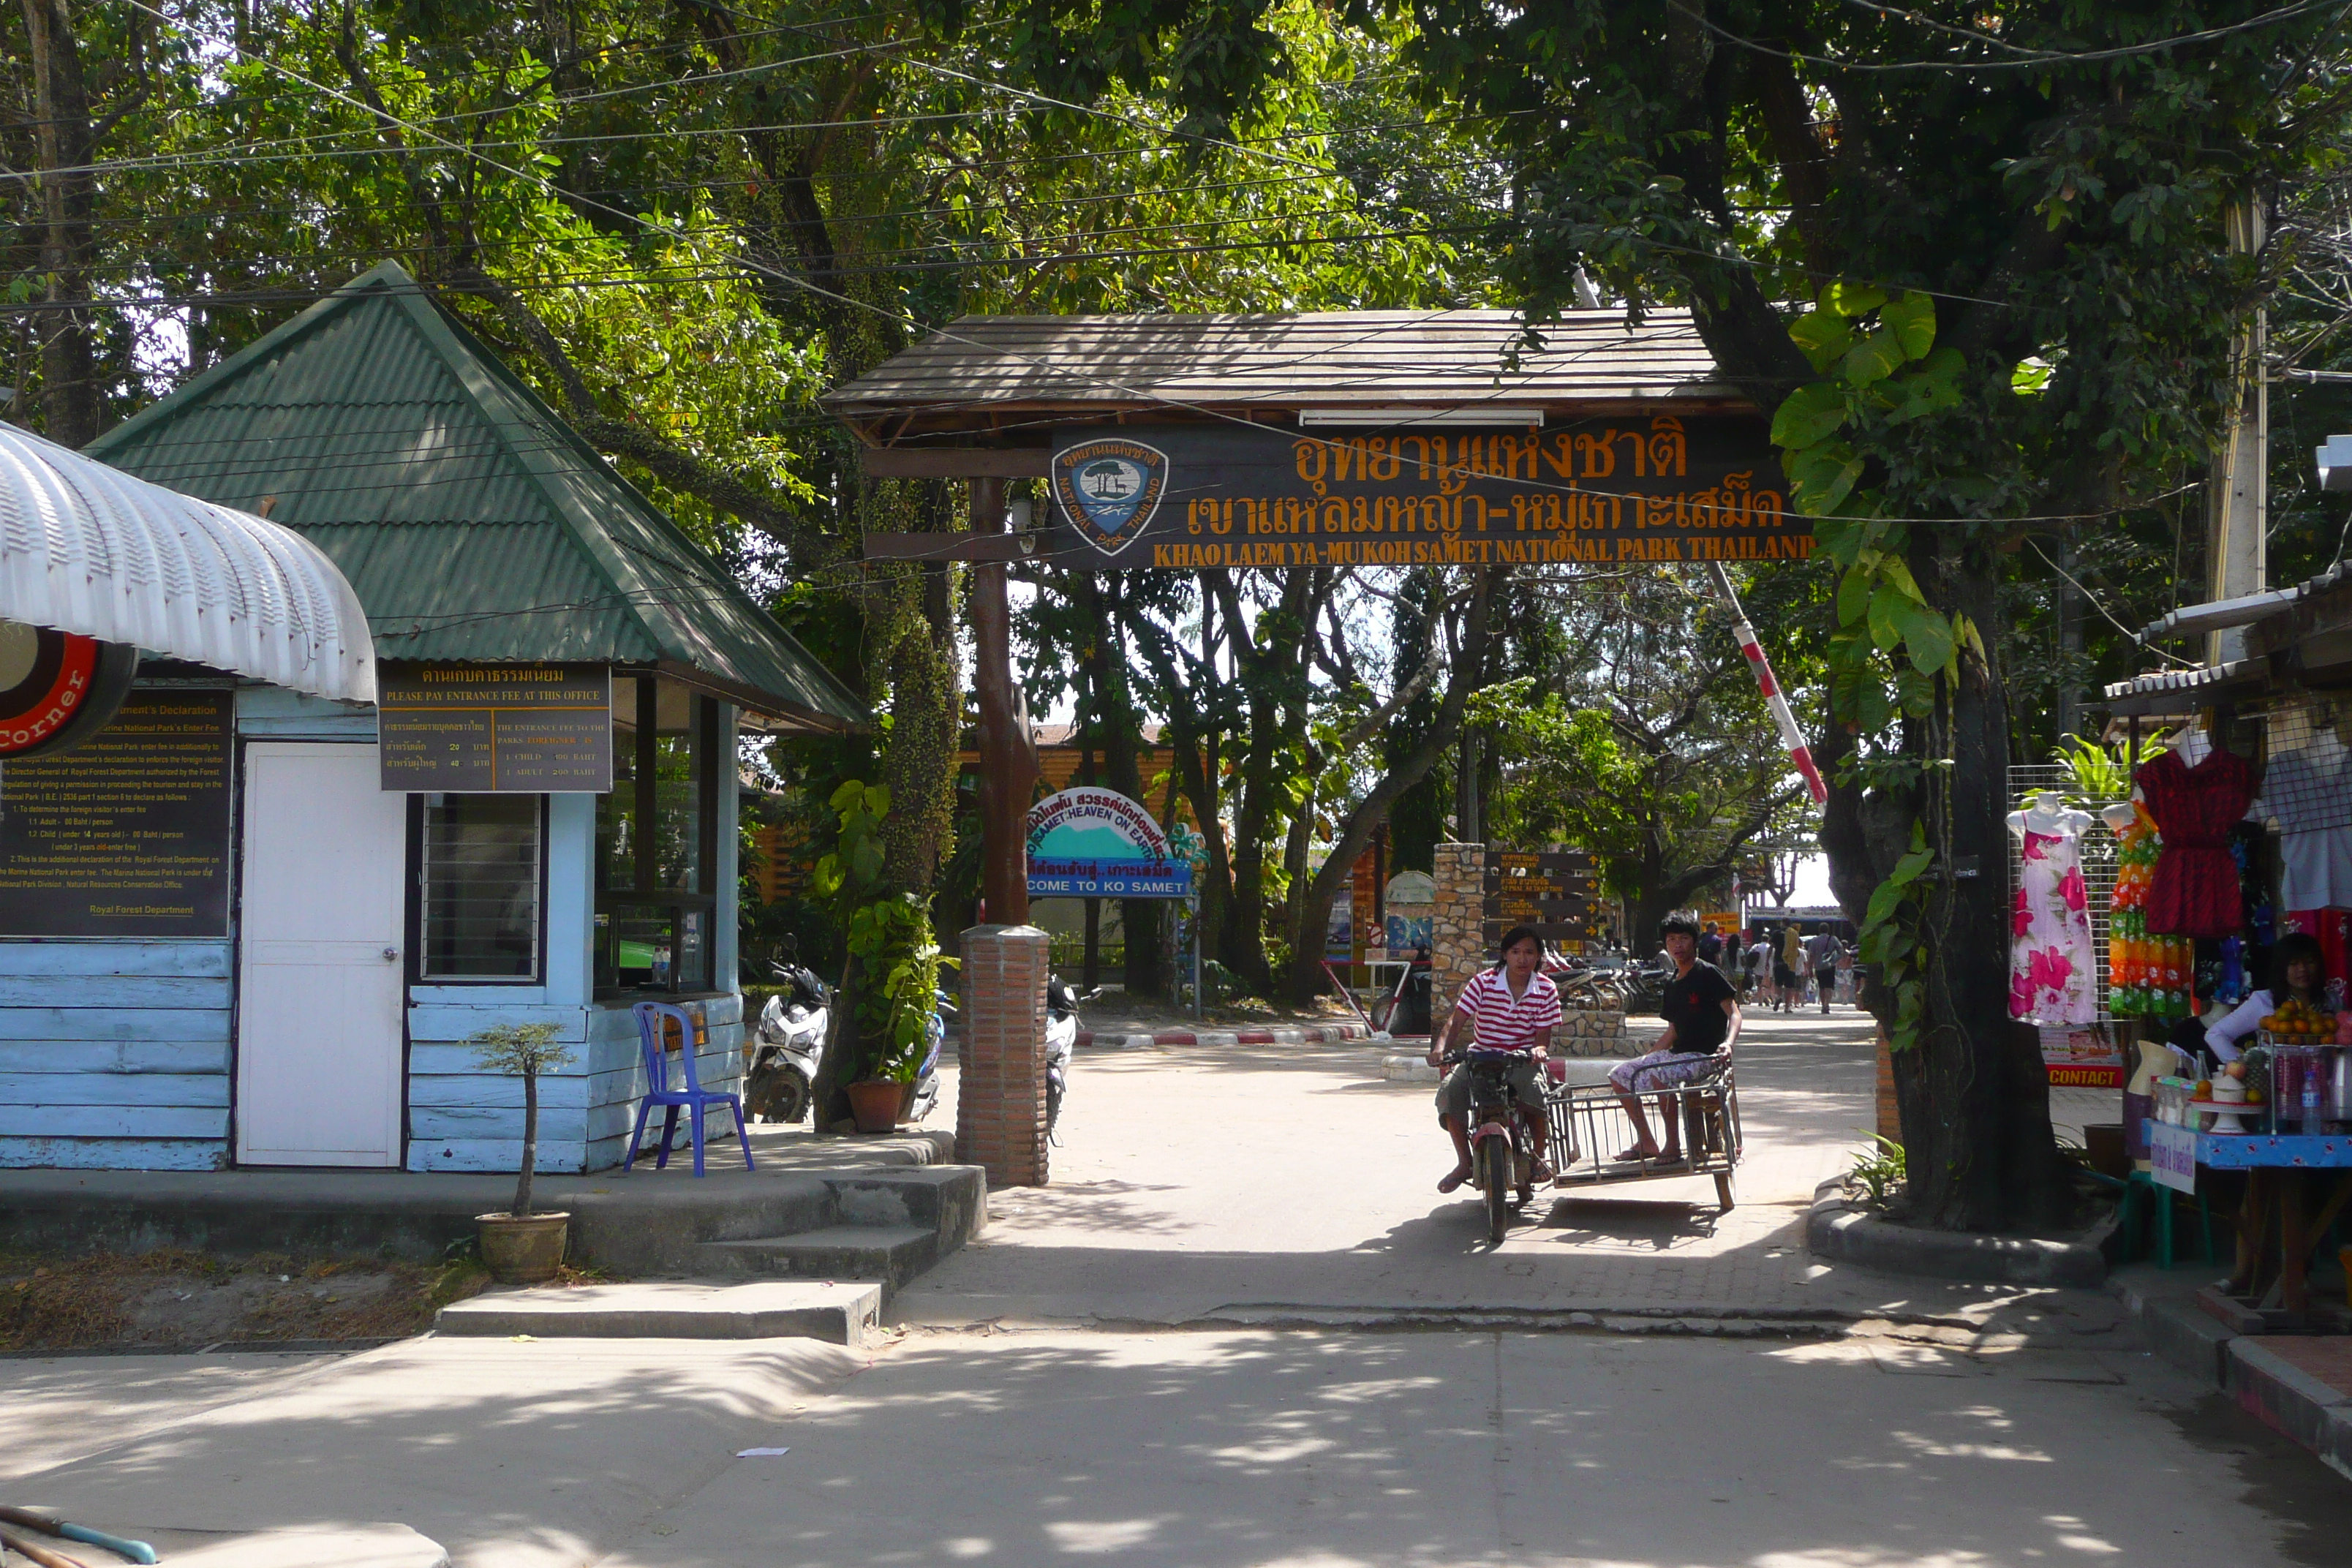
[2136,747,2260,938]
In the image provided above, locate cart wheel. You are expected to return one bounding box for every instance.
[1714,1171,1735,1212]
[1480,1141,1512,1242]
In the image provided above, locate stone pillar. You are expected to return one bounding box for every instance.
[957,924,1051,1188]
[1430,843,1486,1038]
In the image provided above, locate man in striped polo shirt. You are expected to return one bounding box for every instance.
[1427,924,1561,1192]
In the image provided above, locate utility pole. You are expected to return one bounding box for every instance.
[2209,197,2269,663]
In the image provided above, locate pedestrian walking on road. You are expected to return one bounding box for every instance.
[1776,926,1804,1014]
[1803,927,1839,1014]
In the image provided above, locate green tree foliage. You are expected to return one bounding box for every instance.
[976,0,2352,1230]
[1479,566,1819,946]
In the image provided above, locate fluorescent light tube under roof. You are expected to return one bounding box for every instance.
[1297,407,1545,428]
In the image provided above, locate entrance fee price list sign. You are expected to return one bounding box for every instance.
[0,688,233,936]
[379,662,612,793]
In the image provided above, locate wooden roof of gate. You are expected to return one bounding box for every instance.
[824,309,1752,445]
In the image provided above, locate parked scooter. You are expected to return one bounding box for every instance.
[1618,956,1673,1016]
[746,941,829,1124]
[905,989,954,1124]
[1044,980,1101,1141]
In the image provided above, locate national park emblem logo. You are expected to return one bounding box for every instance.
[1052,437,1168,556]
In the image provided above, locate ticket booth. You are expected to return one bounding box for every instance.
[0,262,862,1173]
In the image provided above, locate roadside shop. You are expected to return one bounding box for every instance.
[2080,561,2352,1318]
[1,262,860,1175]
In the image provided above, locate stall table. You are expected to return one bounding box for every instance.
[2163,1128,2352,1317]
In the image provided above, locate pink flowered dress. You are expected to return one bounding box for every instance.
[2009,813,2097,1025]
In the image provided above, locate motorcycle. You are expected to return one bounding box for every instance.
[1442,1047,1546,1243]
[1618,956,1674,1016]
[1044,980,1101,1141]
[905,989,953,1124]
[746,944,829,1125]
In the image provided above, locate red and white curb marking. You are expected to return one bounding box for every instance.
[1077,1022,1375,1050]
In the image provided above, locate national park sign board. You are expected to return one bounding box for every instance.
[1048,415,1808,570]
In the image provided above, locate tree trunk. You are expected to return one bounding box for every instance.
[20,0,100,446]
[515,1068,538,1218]
[1876,549,2062,1231]
[1285,567,1504,1003]
[1076,576,1163,998]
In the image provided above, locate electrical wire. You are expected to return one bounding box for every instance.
[56,2,2195,557]
[1670,0,2351,75]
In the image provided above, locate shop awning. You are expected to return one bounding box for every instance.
[0,422,375,703]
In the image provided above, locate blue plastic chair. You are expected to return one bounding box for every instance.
[625,1000,754,1177]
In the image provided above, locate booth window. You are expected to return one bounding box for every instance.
[595,675,720,995]
[416,794,546,981]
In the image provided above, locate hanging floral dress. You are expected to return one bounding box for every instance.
[2136,745,2260,938]
[2108,802,2192,1019]
[2010,812,2099,1025]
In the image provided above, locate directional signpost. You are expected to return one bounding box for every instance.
[1482,848,1599,946]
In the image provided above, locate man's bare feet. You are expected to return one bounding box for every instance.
[1438,1163,1472,1193]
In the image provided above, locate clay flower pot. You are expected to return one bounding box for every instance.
[477,1211,570,1284]
[845,1079,905,1134]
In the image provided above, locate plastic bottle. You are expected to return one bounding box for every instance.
[2303,1060,2323,1131]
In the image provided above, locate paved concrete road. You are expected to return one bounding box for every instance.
[12,1006,2349,1566]
[12,1328,2346,1567]
[905,1010,2117,1335]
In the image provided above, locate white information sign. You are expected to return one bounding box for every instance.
[2149,1120,2198,1195]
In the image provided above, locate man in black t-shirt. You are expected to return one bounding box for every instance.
[1607,913,1743,1164]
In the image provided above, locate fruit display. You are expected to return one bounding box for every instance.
[2258,997,2338,1045]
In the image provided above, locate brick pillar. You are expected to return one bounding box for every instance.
[1430,843,1486,1039]
[957,924,1050,1188]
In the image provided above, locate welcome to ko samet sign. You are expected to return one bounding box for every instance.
[1049,415,1810,570]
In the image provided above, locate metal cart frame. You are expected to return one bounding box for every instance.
[1542,1052,1744,1210]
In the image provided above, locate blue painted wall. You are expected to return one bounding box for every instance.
[1,685,747,1175]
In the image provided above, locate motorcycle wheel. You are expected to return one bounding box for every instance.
[1480,1139,1512,1243]
[746,1061,810,1125]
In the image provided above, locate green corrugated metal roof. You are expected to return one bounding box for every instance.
[87,261,864,730]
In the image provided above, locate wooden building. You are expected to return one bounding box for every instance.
[1,262,859,1173]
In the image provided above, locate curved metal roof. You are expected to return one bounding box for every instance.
[0,421,375,703]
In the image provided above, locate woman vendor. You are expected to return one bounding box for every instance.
[2196,932,2326,1061]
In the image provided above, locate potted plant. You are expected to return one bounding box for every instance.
[840,890,950,1134]
[468,1021,577,1282]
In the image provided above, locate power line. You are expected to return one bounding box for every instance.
[99,2,2172,543]
[1671,0,2351,75]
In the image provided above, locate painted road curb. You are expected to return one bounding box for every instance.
[1078,1022,1373,1050]
[1806,1177,2106,1289]
[2113,1275,2352,1483]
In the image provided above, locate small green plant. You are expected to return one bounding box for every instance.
[2054,732,2165,808]
[1850,1132,1907,1205]
[811,780,956,1084]
[468,1022,576,1218]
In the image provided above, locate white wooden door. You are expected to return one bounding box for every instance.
[236,743,407,1166]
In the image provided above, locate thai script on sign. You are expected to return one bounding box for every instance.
[1049,415,1806,569]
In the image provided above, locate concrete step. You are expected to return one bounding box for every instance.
[696,1224,937,1289]
[436,1280,884,1346]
